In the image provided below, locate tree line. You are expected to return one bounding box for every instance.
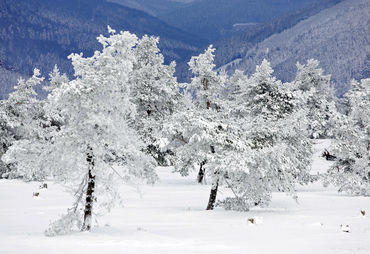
[0,28,369,235]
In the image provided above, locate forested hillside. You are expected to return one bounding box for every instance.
[222,0,370,96]
[159,0,321,41]
[0,64,20,100]
[0,0,204,98]
[107,0,198,16]
[213,0,343,67]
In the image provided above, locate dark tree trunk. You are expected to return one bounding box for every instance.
[322,149,336,161]
[197,161,206,183]
[147,144,172,166]
[82,147,95,231]
[206,179,219,210]
[202,77,211,110]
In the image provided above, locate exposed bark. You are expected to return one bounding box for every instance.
[322,149,336,161]
[197,160,206,183]
[206,179,219,210]
[82,146,95,231]
[146,104,152,117]
[201,76,219,209]
[367,141,370,169]
[202,77,211,109]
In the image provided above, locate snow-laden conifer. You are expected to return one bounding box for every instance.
[45,65,69,92]
[4,69,44,138]
[218,60,313,211]
[164,46,245,210]
[0,69,45,179]
[129,35,179,164]
[325,78,370,195]
[293,59,339,138]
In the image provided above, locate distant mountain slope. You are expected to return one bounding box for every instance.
[213,0,344,68]
[223,0,370,96]
[107,0,198,17]
[159,0,321,41]
[0,63,20,100]
[0,0,205,98]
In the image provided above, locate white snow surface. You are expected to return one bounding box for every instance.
[1,140,370,254]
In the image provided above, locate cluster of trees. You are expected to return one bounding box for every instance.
[0,29,368,235]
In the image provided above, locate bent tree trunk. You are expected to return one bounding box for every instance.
[82,147,95,231]
[206,179,219,210]
[197,161,206,183]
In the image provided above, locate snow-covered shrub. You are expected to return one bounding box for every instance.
[45,210,82,237]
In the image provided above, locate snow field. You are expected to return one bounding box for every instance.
[0,140,369,254]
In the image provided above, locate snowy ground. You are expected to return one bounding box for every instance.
[1,140,369,254]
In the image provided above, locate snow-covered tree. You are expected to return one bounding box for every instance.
[3,28,157,234]
[164,46,243,210]
[45,65,69,92]
[325,78,370,195]
[164,46,226,178]
[0,101,11,178]
[1,66,71,181]
[166,55,313,211]
[186,45,229,184]
[4,69,44,139]
[293,59,339,138]
[240,59,296,121]
[0,69,45,179]
[166,96,252,210]
[129,35,179,165]
[217,60,313,211]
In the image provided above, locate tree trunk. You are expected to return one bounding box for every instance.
[202,77,211,110]
[197,161,206,183]
[206,179,219,210]
[82,147,95,231]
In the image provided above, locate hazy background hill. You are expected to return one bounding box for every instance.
[221,0,370,96]
[0,0,204,98]
[0,63,20,100]
[159,0,322,42]
[107,0,199,17]
[213,0,343,68]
